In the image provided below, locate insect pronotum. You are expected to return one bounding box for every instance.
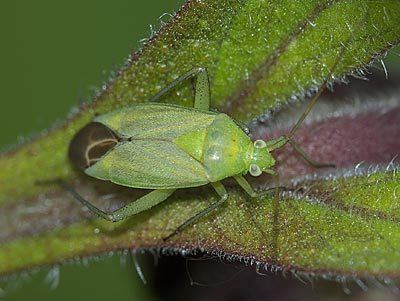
[64,36,352,240]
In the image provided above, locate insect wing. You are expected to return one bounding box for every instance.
[85,139,209,189]
[94,103,217,140]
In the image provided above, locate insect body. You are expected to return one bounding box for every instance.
[67,68,331,240]
[87,104,276,185]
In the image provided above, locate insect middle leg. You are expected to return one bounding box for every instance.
[163,181,228,241]
[58,180,175,222]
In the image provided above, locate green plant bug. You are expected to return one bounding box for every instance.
[65,66,337,241]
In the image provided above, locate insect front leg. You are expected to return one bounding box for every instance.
[58,180,175,222]
[234,175,258,197]
[234,175,295,199]
[149,67,210,111]
[163,181,228,241]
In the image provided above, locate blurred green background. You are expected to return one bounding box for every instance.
[0,1,183,300]
[1,1,400,300]
[0,0,183,147]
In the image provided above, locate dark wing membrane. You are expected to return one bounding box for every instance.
[68,122,119,170]
[94,103,217,140]
[85,140,209,189]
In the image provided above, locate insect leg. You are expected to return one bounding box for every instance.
[193,68,210,110]
[163,182,228,241]
[57,180,175,222]
[234,175,291,199]
[234,175,257,197]
[148,67,209,109]
[110,189,176,221]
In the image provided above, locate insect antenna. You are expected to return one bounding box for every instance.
[270,185,280,264]
[286,13,368,141]
[286,59,340,140]
[260,12,369,270]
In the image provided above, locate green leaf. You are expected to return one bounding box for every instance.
[0,0,400,277]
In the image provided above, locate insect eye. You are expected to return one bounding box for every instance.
[254,140,267,149]
[249,164,262,176]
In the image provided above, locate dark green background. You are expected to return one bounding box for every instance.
[0,1,183,147]
[0,1,183,300]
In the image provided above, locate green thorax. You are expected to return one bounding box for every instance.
[174,114,253,182]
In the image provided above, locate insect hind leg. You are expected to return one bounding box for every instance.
[41,179,175,222]
[149,67,210,111]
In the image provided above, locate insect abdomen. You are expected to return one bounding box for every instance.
[202,114,252,182]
